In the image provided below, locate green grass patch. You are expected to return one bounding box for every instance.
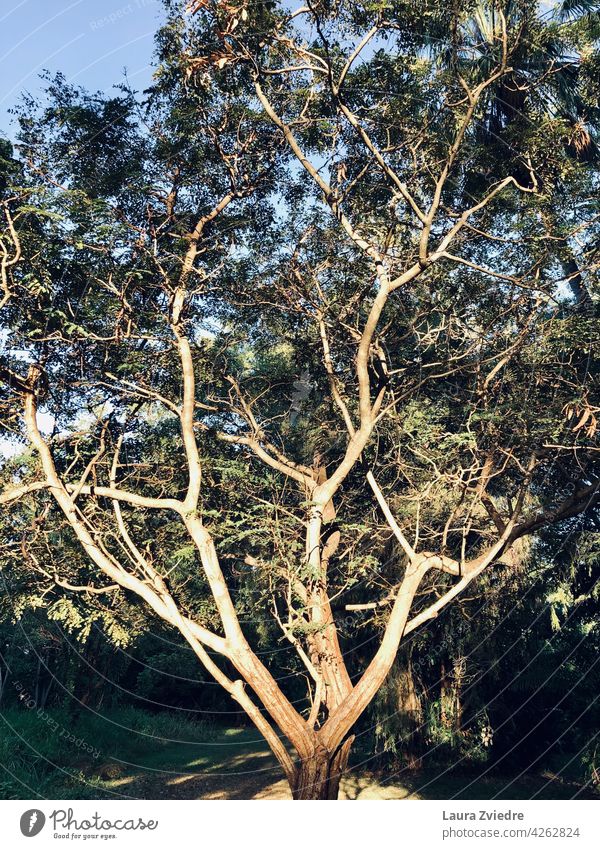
[0,706,220,799]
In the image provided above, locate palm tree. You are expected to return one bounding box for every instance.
[428,0,598,305]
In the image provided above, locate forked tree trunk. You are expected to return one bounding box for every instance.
[291,738,354,800]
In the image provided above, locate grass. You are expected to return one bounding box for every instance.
[1,706,597,800]
[0,705,220,799]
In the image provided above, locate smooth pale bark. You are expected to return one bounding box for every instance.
[22,380,308,780]
[305,504,353,714]
[320,560,430,752]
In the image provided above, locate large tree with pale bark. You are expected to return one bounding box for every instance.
[1,0,598,798]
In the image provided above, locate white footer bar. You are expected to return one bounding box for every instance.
[0,799,597,848]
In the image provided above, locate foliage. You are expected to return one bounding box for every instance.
[0,0,598,798]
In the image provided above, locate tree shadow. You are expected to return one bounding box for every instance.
[90,738,600,801]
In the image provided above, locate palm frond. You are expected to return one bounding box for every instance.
[556,0,600,22]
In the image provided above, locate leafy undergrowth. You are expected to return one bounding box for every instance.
[0,706,219,799]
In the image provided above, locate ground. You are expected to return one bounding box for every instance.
[87,728,599,801]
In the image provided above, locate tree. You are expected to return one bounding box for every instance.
[0,0,598,799]
[426,0,600,307]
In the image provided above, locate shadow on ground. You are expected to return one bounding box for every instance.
[88,729,599,800]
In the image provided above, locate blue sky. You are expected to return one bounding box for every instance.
[0,1,167,453]
[0,0,166,138]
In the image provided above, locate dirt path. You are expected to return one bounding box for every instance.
[95,737,598,801]
[131,753,420,801]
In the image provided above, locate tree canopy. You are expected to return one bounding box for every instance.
[0,0,598,799]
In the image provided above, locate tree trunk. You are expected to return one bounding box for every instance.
[440,660,452,728]
[397,661,423,769]
[291,737,353,800]
[539,209,593,309]
[453,657,466,734]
